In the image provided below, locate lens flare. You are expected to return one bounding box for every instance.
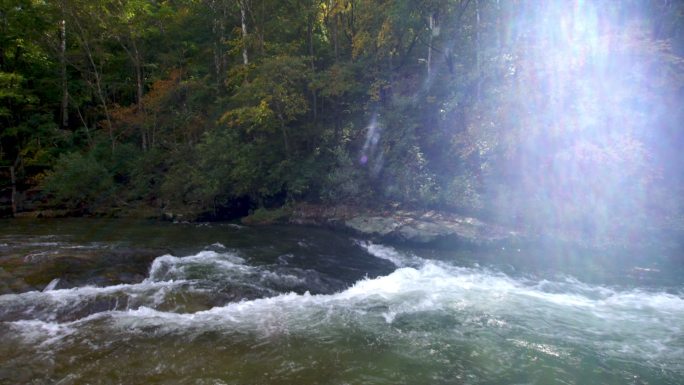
[474,0,684,240]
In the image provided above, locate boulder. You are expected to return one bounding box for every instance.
[0,247,167,294]
[289,203,518,246]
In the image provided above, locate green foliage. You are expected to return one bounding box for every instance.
[320,147,372,204]
[3,0,684,238]
[160,160,216,213]
[442,172,483,212]
[42,152,114,209]
[242,206,292,225]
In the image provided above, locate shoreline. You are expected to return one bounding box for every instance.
[5,202,682,253]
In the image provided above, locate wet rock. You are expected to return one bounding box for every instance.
[0,267,33,294]
[289,203,519,246]
[0,247,168,294]
[345,216,400,237]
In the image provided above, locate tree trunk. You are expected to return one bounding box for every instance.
[475,0,481,102]
[496,0,502,53]
[239,0,249,65]
[427,12,435,76]
[221,3,228,75]
[212,0,220,85]
[277,111,290,158]
[333,13,339,61]
[72,15,115,150]
[308,14,317,121]
[89,57,114,151]
[350,0,355,46]
[133,51,144,106]
[0,9,5,71]
[9,165,16,217]
[132,40,146,151]
[281,123,290,158]
[74,101,93,146]
[113,28,147,151]
[151,113,157,148]
[255,0,265,54]
[60,1,68,129]
[211,0,227,88]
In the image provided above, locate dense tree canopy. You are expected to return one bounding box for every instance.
[2,0,684,240]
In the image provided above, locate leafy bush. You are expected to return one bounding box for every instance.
[241,206,292,225]
[42,152,114,210]
[320,147,373,203]
[441,172,483,212]
[160,160,217,213]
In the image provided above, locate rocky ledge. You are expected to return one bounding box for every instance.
[0,247,167,294]
[286,203,520,246]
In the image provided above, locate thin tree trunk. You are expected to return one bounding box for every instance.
[74,102,92,146]
[427,12,435,76]
[211,0,227,88]
[151,113,157,147]
[260,0,265,53]
[133,54,143,108]
[254,0,265,54]
[221,3,228,72]
[9,165,16,217]
[277,111,290,158]
[60,1,68,128]
[333,13,339,61]
[350,0,355,44]
[72,15,114,150]
[89,57,114,150]
[239,0,249,65]
[281,122,290,157]
[89,54,114,150]
[109,14,146,150]
[131,40,146,151]
[475,0,481,102]
[212,0,220,84]
[0,9,5,70]
[496,0,501,53]
[308,14,317,121]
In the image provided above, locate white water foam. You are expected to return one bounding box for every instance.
[356,241,423,268]
[1,280,187,305]
[0,248,317,324]
[5,245,684,370]
[43,278,61,292]
[0,280,191,323]
[124,259,684,365]
[146,250,251,282]
[6,319,75,346]
[26,242,62,247]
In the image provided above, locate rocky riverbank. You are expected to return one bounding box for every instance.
[7,196,682,252]
[244,203,522,247]
[243,203,684,253]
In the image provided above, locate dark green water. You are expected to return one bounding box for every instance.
[0,219,682,384]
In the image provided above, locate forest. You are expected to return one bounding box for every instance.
[2,0,684,241]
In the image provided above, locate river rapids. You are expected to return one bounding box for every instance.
[0,219,682,384]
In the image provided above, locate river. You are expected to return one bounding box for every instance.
[0,219,682,384]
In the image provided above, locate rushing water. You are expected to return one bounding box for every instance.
[0,219,682,384]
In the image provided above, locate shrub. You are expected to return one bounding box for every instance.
[241,206,292,225]
[441,172,483,212]
[42,152,114,210]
